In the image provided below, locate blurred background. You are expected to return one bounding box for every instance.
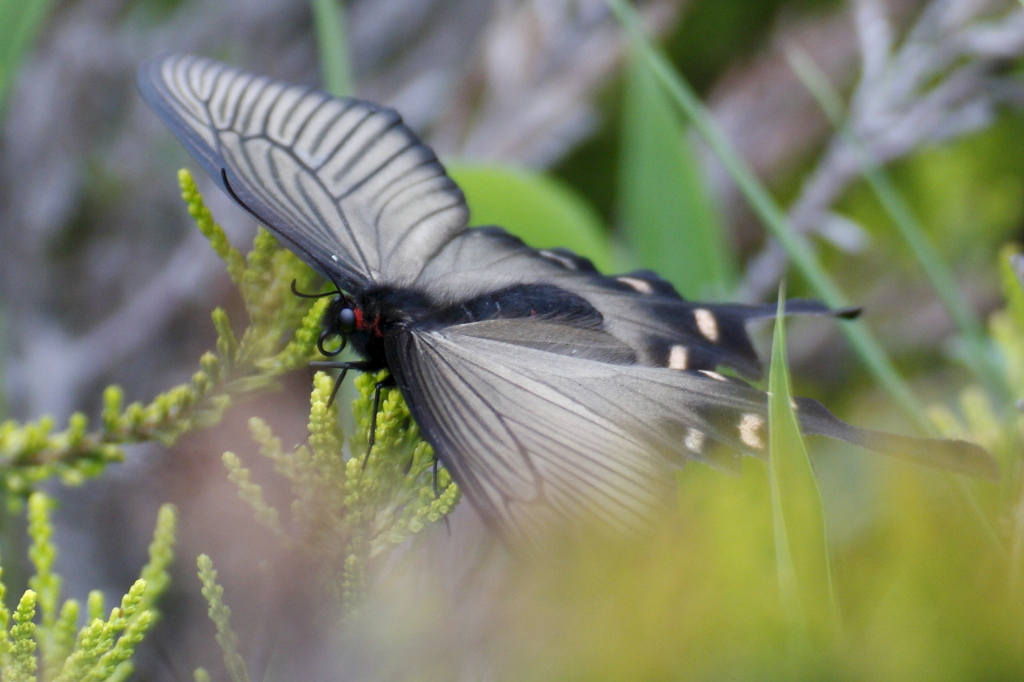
[3,0,1024,679]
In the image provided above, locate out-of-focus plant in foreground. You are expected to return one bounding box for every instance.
[344,245,1024,680]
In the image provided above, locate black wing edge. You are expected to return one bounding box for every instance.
[137,56,228,195]
[796,397,999,481]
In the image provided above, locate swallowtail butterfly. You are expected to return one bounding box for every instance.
[138,55,995,545]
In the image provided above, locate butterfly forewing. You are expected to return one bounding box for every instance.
[138,54,469,292]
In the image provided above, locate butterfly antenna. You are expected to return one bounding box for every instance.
[221,168,277,228]
[318,333,347,358]
[290,279,339,299]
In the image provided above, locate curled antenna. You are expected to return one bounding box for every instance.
[318,332,347,358]
[291,280,338,299]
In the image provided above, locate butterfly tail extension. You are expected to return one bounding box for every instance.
[793,397,999,481]
[711,299,862,322]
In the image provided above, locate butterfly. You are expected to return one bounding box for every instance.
[138,54,996,545]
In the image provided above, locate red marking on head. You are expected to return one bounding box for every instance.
[354,308,365,330]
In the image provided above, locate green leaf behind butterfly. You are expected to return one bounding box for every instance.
[447,163,613,272]
[618,52,735,300]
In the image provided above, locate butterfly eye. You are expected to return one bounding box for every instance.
[338,307,357,334]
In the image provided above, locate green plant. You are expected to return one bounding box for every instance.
[222,370,459,612]
[0,0,57,115]
[0,493,175,681]
[0,169,326,497]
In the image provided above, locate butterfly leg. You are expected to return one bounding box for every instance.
[432,457,452,536]
[309,360,376,407]
[363,374,396,468]
[432,457,440,498]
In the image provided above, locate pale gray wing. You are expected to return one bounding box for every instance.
[385,319,677,545]
[386,318,996,544]
[138,54,468,292]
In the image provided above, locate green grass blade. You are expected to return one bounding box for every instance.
[0,0,58,114]
[604,0,931,432]
[768,285,838,652]
[786,47,1006,402]
[447,163,613,271]
[619,52,735,299]
[311,0,353,97]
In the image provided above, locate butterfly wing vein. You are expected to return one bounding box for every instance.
[138,54,469,292]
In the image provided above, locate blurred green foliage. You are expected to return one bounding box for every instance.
[448,163,614,271]
[840,116,1024,269]
[222,370,458,613]
[195,555,249,682]
[619,52,735,299]
[767,289,837,653]
[0,170,328,498]
[311,0,353,97]
[667,0,843,93]
[788,47,1005,401]
[609,0,936,432]
[0,0,56,114]
[558,0,843,222]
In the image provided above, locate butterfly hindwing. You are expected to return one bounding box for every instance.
[385,320,677,543]
[138,54,469,292]
[387,318,995,543]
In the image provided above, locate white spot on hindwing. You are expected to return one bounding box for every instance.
[694,308,719,342]
[331,254,339,262]
[684,428,705,453]
[668,345,688,370]
[699,370,728,382]
[617,276,654,294]
[539,250,578,270]
[739,413,765,449]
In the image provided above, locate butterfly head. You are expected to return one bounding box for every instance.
[319,293,358,357]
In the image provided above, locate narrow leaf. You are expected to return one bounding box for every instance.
[619,51,734,299]
[786,47,1005,402]
[0,0,58,114]
[768,285,838,651]
[311,0,353,97]
[604,0,932,432]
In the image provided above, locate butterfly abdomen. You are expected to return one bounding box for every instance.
[426,283,603,329]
